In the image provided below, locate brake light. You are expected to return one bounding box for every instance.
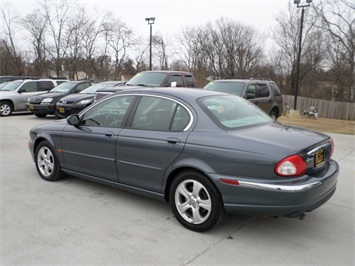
[330,139,334,158]
[275,155,307,177]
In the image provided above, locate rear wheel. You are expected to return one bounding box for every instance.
[35,141,63,181]
[0,101,13,116]
[35,113,47,118]
[270,109,279,120]
[169,171,225,232]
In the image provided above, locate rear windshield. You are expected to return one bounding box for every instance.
[126,72,167,87]
[198,95,273,129]
[204,81,245,96]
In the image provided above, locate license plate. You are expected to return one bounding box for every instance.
[29,105,34,110]
[315,149,325,166]
[58,107,65,113]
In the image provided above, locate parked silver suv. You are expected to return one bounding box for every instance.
[0,79,68,116]
[204,78,283,119]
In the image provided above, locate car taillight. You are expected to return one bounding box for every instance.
[275,155,307,177]
[330,139,334,158]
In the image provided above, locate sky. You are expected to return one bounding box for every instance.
[2,0,293,39]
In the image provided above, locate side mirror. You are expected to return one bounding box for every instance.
[170,81,177,87]
[67,114,80,126]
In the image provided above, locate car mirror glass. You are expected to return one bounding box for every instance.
[67,114,80,126]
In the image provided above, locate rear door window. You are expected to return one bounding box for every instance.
[131,96,191,131]
[166,75,184,87]
[256,84,270,98]
[38,81,55,91]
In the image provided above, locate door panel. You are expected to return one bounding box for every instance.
[61,95,135,181]
[116,96,192,192]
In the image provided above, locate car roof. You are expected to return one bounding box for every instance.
[114,87,228,101]
[211,78,273,83]
[139,70,194,75]
[63,80,92,84]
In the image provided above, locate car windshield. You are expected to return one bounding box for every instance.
[199,95,273,129]
[126,72,167,86]
[204,81,245,96]
[50,82,76,93]
[0,81,11,90]
[0,80,22,91]
[80,82,117,94]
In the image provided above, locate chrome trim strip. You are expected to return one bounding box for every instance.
[307,143,331,156]
[238,180,322,192]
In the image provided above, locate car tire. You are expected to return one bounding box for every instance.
[169,171,225,232]
[35,141,64,181]
[0,101,13,116]
[270,109,279,120]
[35,113,47,118]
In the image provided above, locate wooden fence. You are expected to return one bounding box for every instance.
[283,95,355,121]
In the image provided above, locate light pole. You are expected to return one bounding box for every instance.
[293,0,312,110]
[145,17,155,71]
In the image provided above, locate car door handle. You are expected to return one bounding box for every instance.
[167,137,180,145]
[105,132,114,137]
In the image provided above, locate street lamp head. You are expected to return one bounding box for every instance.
[294,0,312,7]
[145,17,156,25]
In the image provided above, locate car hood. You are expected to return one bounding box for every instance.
[60,93,93,102]
[0,90,16,96]
[227,122,329,152]
[34,92,67,99]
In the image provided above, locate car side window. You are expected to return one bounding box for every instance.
[256,84,270,98]
[166,75,184,87]
[74,83,90,93]
[20,82,38,92]
[269,83,282,96]
[246,84,256,96]
[131,96,190,131]
[38,81,55,91]
[81,95,134,128]
[185,75,195,87]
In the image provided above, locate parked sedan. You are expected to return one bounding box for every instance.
[56,81,126,118]
[27,80,95,117]
[28,88,339,232]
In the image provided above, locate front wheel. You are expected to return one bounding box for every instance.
[35,141,63,181]
[169,171,225,232]
[35,113,47,118]
[0,101,13,116]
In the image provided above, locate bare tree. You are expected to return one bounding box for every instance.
[271,2,328,98]
[103,16,135,79]
[40,0,76,77]
[153,33,169,70]
[0,4,25,74]
[313,0,355,102]
[20,9,49,76]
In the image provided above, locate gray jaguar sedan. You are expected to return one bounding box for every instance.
[28,87,339,232]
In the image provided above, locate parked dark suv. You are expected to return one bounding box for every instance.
[27,80,95,118]
[204,78,283,119]
[94,70,197,102]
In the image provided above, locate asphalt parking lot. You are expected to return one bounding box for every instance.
[1,113,354,265]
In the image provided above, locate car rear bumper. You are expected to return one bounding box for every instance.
[211,160,339,217]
